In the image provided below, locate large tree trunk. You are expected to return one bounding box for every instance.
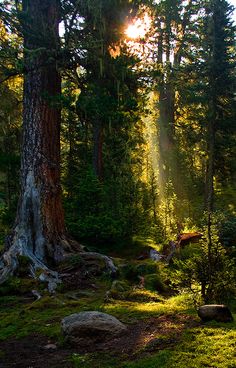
[205,4,217,214]
[0,0,69,284]
[158,24,175,193]
[0,0,117,287]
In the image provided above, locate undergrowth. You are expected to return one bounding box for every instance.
[71,318,236,368]
[0,253,235,368]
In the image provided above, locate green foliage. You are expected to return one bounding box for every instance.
[144,273,166,292]
[217,211,236,249]
[108,279,164,302]
[0,288,106,342]
[0,277,21,296]
[177,243,202,261]
[125,289,163,303]
[173,223,236,304]
[120,261,159,283]
[103,293,195,326]
[135,262,159,276]
[0,276,40,296]
[64,165,155,245]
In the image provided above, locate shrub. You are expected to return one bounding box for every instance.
[120,261,159,282]
[145,273,166,292]
[173,222,236,305]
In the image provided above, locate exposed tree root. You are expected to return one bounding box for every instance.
[0,240,117,293]
[78,252,118,276]
[0,242,62,293]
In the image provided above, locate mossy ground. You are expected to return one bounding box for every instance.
[0,256,235,368]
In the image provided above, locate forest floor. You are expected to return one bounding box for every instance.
[0,312,199,368]
[0,254,235,368]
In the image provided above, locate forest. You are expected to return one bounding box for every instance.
[0,0,235,367]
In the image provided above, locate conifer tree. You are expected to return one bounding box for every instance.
[0,0,72,285]
[202,0,236,211]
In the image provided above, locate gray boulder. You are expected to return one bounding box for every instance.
[61,311,127,344]
[198,304,233,323]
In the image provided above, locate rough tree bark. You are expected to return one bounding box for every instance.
[0,0,117,288]
[0,0,71,286]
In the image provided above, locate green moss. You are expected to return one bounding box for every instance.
[71,353,121,368]
[111,280,130,293]
[67,255,85,267]
[125,289,163,303]
[123,320,236,368]
[145,274,166,292]
[34,268,45,278]
[120,261,160,283]
[0,289,106,342]
[108,280,131,300]
[0,276,41,296]
[69,315,236,368]
[17,255,31,276]
[0,262,235,368]
[103,294,193,323]
[136,262,159,276]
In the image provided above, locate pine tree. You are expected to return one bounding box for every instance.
[0,0,71,285]
[201,0,236,211]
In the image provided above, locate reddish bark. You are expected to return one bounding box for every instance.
[5,0,67,265]
[177,232,202,247]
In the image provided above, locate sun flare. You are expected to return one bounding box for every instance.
[125,14,151,40]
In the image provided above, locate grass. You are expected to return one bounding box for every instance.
[0,291,192,341]
[0,292,106,341]
[102,293,194,323]
[0,259,235,368]
[71,318,236,368]
[123,320,236,368]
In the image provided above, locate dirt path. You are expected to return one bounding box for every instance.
[0,314,199,368]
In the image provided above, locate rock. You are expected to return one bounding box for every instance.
[43,344,57,350]
[162,241,177,263]
[61,311,127,344]
[198,304,234,323]
[32,289,42,300]
[149,249,163,261]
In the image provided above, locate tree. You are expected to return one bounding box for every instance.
[202,0,236,212]
[60,0,154,244]
[0,0,117,287]
[154,0,196,188]
[0,0,71,284]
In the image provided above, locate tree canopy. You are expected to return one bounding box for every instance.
[0,0,235,296]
